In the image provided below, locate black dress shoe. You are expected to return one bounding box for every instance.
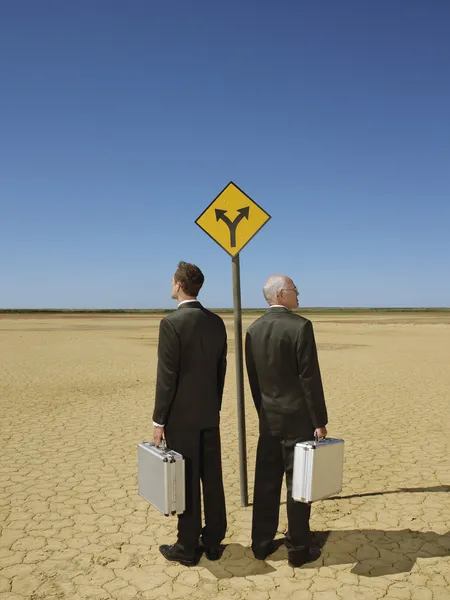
[288,546,321,568]
[159,543,202,567]
[252,538,285,561]
[202,544,226,561]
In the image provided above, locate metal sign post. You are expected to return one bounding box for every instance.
[195,182,271,507]
[232,254,248,506]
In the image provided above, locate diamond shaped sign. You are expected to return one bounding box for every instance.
[195,182,271,257]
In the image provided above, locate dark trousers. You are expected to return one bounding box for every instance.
[252,434,312,557]
[165,426,227,554]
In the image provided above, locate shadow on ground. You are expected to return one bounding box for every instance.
[201,529,450,578]
[328,484,450,500]
[269,484,450,507]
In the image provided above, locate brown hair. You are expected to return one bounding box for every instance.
[174,261,204,297]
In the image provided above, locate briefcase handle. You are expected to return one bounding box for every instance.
[314,434,327,444]
[146,439,168,451]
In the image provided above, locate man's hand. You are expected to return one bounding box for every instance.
[314,427,327,439]
[153,425,164,446]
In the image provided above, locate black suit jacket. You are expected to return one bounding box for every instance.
[153,302,227,430]
[245,307,328,438]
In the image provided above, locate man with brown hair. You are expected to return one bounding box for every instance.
[153,261,228,566]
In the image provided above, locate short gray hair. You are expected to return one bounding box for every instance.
[263,276,288,304]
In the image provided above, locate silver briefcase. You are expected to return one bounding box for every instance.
[292,437,344,503]
[138,441,185,516]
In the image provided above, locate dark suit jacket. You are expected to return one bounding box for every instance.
[152,301,227,431]
[245,307,328,438]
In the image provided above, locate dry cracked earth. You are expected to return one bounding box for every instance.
[1,312,449,600]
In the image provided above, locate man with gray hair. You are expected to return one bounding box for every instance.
[245,275,328,567]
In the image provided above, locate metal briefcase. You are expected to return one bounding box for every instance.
[138,441,185,516]
[292,437,344,503]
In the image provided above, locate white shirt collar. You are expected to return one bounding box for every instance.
[269,304,290,310]
[178,299,198,307]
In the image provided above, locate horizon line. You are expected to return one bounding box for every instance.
[1,307,449,312]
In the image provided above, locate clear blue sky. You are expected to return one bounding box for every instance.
[1,0,449,309]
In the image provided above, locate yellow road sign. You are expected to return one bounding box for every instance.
[195,182,271,257]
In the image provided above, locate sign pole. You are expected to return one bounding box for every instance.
[232,253,248,507]
[195,181,271,509]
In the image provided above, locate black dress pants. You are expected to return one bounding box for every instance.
[165,426,227,554]
[252,433,312,557]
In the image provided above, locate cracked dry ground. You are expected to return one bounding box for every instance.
[1,313,449,600]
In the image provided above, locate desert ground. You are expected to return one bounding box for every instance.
[0,312,449,600]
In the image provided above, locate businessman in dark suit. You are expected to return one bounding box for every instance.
[153,261,227,567]
[245,275,328,567]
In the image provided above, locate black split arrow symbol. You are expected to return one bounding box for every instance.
[215,206,250,247]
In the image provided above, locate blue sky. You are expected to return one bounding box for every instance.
[1,0,449,308]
